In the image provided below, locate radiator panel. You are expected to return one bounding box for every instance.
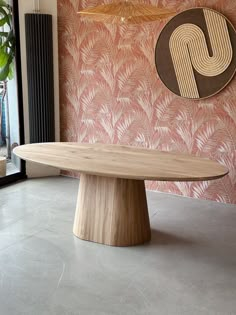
[25,13,55,143]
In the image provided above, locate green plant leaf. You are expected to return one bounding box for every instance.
[0,0,15,80]
[0,0,8,9]
[0,52,13,80]
[0,31,8,37]
[0,16,7,26]
[3,29,14,47]
[0,0,8,6]
[0,47,9,67]
[0,62,9,80]
[0,6,7,15]
[8,61,14,79]
[8,13,12,24]
[0,7,10,26]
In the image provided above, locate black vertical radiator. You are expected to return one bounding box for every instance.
[25,14,55,143]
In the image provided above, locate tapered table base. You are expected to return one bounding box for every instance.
[73,174,151,246]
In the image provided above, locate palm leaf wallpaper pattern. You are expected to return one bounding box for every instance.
[58,0,236,204]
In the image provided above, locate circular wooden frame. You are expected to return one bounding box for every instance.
[155,7,236,100]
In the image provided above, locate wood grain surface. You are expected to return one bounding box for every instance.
[13,142,228,181]
[73,174,151,246]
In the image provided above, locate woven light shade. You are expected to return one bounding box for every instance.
[78,1,175,24]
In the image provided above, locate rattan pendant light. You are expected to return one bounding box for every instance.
[78,1,175,24]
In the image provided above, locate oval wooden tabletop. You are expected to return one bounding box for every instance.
[13,142,228,181]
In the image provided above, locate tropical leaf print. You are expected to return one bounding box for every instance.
[58,0,236,204]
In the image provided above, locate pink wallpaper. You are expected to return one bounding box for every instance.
[57,0,236,204]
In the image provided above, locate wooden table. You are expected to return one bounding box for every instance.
[13,143,228,247]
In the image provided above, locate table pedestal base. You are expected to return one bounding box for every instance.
[73,174,151,246]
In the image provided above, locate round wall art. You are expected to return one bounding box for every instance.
[155,8,236,99]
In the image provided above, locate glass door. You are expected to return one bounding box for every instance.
[0,0,25,185]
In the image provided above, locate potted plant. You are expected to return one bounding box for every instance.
[0,0,15,159]
[0,0,15,80]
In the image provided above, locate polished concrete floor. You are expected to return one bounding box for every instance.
[0,176,236,315]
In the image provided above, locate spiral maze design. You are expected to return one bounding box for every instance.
[155,8,236,99]
[169,9,233,98]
